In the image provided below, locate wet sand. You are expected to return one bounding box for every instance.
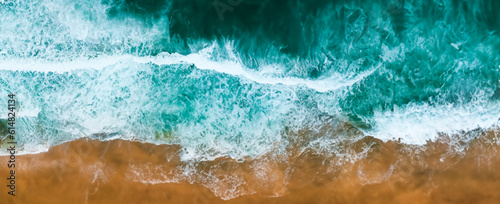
[1,129,500,204]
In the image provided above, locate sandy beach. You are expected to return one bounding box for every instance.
[1,129,499,204]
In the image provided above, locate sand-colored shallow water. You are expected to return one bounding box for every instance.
[1,129,500,204]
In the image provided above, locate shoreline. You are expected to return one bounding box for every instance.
[1,130,500,203]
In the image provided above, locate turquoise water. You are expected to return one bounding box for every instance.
[0,0,500,159]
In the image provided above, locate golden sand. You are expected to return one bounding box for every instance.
[1,129,499,204]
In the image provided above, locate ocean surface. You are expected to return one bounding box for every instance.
[1,1,500,198]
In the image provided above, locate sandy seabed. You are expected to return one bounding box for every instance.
[1,129,500,204]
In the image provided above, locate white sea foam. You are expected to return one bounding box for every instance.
[368,101,500,144]
[0,42,377,93]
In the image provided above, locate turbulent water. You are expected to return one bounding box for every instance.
[1,0,500,161]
